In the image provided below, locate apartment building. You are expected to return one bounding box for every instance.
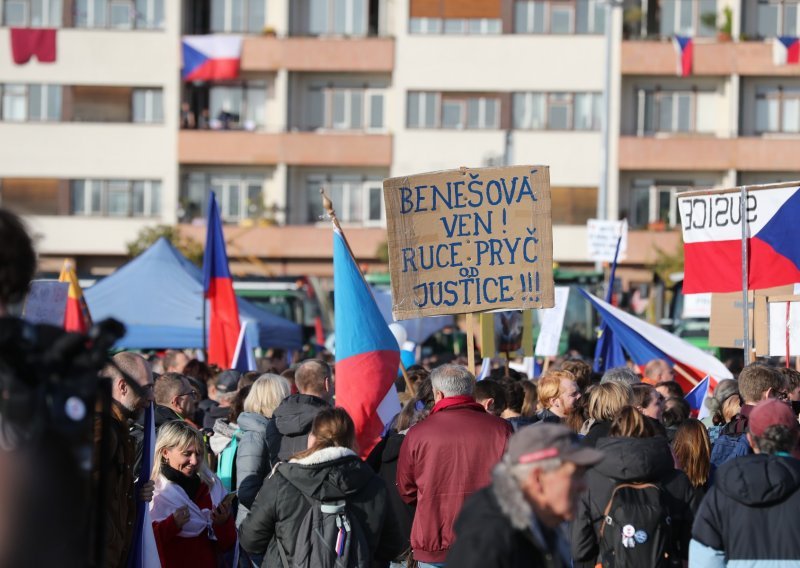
[3,0,797,283]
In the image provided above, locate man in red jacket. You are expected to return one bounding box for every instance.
[397,364,512,567]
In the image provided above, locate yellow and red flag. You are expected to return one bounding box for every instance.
[58,260,92,333]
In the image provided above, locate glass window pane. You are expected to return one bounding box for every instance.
[548,94,570,129]
[31,0,43,26]
[332,90,347,128]
[444,19,465,34]
[756,97,771,131]
[425,93,437,127]
[369,93,384,129]
[71,181,85,214]
[574,93,591,130]
[231,0,244,31]
[132,90,145,122]
[246,182,261,217]
[306,178,323,222]
[661,0,676,35]
[333,0,347,33]
[309,0,328,34]
[248,0,266,33]
[698,0,716,36]
[228,184,241,218]
[349,183,363,221]
[467,98,480,128]
[678,0,693,33]
[308,87,324,129]
[353,0,366,35]
[643,92,655,132]
[658,94,673,131]
[758,3,779,38]
[330,183,345,220]
[468,19,482,34]
[29,85,42,121]
[2,85,27,121]
[350,91,363,129]
[551,5,573,33]
[211,0,225,32]
[677,93,691,132]
[695,91,715,132]
[75,0,88,26]
[108,181,130,216]
[576,0,589,33]
[409,18,423,34]
[4,2,26,26]
[49,0,62,26]
[245,84,265,129]
[783,98,800,132]
[513,93,528,128]
[150,181,161,215]
[594,0,605,33]
[442,101,463,128]
[132,181,145,215]
[110,3,131,28]
[408,92,420,127]
[90,181,103,213]
[368,186,381,220]
[152,90,163,123]
[484,98,498,128]
[514,2,529,33]
[785,4,798,35]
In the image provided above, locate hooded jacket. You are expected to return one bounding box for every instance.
[690,454,800,567]
[273,393,329,460]
[238,446,405,567]
[447,460,570,568]
[235,411,281,525]
[571,436,695,568]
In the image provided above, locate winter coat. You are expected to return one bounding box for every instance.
[154,404,183,429]
[581,420,612,447]
[366,430,413,560]
[235,411,281,525]
[447,461,571,568]
[238,446,406,567]
[202,404,230,430]
[94,402,137,568]
[209,418,237,457]
[396,396,512,563]
[273,393,329,460]
[690,454,800,567]
[571,436,695,568]
[536,408,563,424]
[710,405,755,469]
[507,415,538,432]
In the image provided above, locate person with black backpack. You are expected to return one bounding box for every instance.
[571,406,695,568]
[239,407,405,567]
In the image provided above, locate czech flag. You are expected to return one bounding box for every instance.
[333,227,400,458]
[182,35,243,81]
[679,185,800,293]
[231,322,257,372]
[685,376,715,419]
[203,192,241,368]
[581,291,733,393]
[673,35,693,77]
[773,36,800,65]
[58,259,92,333]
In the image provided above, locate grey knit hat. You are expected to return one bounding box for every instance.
[704,379,738,414]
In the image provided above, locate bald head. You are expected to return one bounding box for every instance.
[295,359,332,400]
[103,352,153,418]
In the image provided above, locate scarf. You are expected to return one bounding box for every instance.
[150,470,226,538]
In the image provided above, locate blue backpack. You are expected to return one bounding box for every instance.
[710,432,751,470]
[216,429,241,491]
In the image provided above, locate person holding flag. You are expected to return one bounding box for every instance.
[58,259,92,333]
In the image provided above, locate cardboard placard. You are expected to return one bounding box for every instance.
[709,285,793,349]
[765,295,800,357]
[23,280,69,327]
[587,219,628,262]
[479,310,534,359]
[383,165,554,320]
[754,286,800,356]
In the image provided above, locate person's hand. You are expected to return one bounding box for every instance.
[172,506,190,529]
[139,480,154,503]
[211,501,230,525]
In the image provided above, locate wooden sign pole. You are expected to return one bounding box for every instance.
[466,313,476,374]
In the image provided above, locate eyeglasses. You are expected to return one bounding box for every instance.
[178,389,198,400]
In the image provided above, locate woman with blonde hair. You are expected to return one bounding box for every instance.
[240,407,405,566]
[150,421,236,567]
[235,373,291,525]
[581,380,633,447]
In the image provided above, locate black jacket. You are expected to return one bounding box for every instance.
[571,436,695,568]
[581,420,612,448]
[536,408,563,424]
[273,393,329,460]
[692,454,800,563]
[238,447,405,567]
[448,467,570,568]
[154,404,183,429]
[366,431,413,560]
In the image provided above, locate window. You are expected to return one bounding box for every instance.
[304,0,367,36]
[407,92,500,129]
[409,16,501,34]
[306,87,384,131]
[211,0,265,33]
[306,175,383,225]
[409,17,442,33]
[70,180,160,217]
[182,173,263,222]
[514,0,604,34]
[209,83,267,130]
[660,0,716,37]
[0,84,61,122]
[513,91,601,130]
[756,86,800,133]
[757,0,800,36]
[629,180,700,228]
[636,88,715,135]
[74,0,164,28]
[3,0,61,27]
[132,89,163,123]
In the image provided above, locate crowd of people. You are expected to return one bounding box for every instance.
[97,346,800,568]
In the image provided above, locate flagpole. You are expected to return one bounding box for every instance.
[321,189,412,386]
[740,185,751,365]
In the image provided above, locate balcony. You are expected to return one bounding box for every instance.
[619,136,800,171]
[621,40,800,76]
[240,37,394,73]
[178,130,393,167]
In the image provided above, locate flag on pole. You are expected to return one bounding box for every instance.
[333,226,400,458]
[231,321,257,372]
[202,192,241,368]
[128,404,159,568]
[593,236,627,373]
[58,259,92,333]
[673,35,693,76]
[685,376,712,419]
[581,290,733,392]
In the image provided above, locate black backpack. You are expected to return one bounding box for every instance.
[275,473,370,568]
[598,482,679,568]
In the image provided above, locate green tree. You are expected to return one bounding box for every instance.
[650,239,685,284]
[126,225,204,265]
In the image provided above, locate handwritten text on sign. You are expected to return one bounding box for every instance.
[384,166,554,320]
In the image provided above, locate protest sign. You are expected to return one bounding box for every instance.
[587,219,627,262]
[479,310,534,359]
[535,286,570,357]
[23,280,69,327]
[765,295,800,357]
[383,166,554,320]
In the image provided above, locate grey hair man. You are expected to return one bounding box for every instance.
[448,424,603,568]
[600,366,640,386]
[397,365,512,566]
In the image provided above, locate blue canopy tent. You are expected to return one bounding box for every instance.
[85,238,303,351]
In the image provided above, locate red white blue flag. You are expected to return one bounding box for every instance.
[774,36,800,65]
[673,35,693,77]
[333,227,400,458]
[581,291,733,393]
[231,322,257,372]
[203,192,241,368]
[685,375,714,419]
[182,36,242,81]
[678,185,800,293]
